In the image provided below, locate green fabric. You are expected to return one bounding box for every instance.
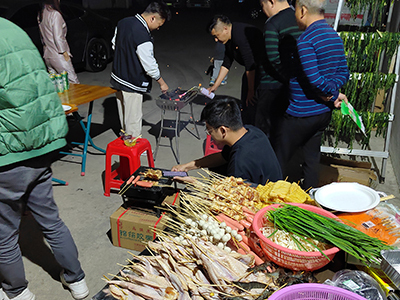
[0,18,67,167]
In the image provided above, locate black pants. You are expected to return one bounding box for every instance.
[240,72,258,126]
[255,87,289,144]
[273,111,332,190]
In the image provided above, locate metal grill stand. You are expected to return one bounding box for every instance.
[153,87,201,164]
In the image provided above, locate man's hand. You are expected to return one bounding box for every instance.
[208,85,217,93]
[332,93,349,108]
[337,93,349,104]
[171,164,189,172]
[157,78,168,93]
[246,89,256,106]
[160,82,169,93]
[173,176,196,184]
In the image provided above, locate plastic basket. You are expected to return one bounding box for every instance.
[252,203,341,271]
[268,283,367,300]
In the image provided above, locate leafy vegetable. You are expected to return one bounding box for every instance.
[267,204,393,264]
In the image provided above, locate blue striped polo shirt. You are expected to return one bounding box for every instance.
[288,19,349,117]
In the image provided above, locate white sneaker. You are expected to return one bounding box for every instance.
[60,272,89,300]
[4,288,35,300]
[0,288,5,300]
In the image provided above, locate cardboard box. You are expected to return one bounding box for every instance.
[319,156,377,187]
[110,192,179,252]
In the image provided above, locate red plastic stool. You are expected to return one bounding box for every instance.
[104,137,154,196]
[204,135,223,156]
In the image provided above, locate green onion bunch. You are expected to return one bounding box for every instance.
[267,205,393,264]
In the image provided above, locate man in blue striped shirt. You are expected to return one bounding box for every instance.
[274,0,349,190]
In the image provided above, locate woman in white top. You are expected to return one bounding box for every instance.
[38,0,79,83]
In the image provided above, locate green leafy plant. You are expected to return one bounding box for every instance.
[323,31,399,148]
[324,110,390,149]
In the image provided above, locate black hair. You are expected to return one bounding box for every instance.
[200,98,243,131]
[143,1,171,21]
[207,15,231,33]
[39,0,62,22]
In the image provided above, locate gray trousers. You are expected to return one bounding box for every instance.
[0,156,84,297]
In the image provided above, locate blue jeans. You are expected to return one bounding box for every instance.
[211,59,227,81]
[0,156,84,297]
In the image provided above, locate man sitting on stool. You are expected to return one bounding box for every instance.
[172,98,282,185]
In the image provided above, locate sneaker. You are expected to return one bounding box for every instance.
[209,80,215,86]
[0,288,5,300]
[4,288,35,300]
[220,80,227,86]
[60,272,89,300]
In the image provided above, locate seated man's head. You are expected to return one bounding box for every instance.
[295,0,326,30]
[143,1,171,31]
[208,15,232,44]
[201,98,243,146]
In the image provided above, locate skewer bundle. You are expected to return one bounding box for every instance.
[185,170,260,222]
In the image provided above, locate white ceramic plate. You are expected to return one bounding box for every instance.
[315,182,380,212]
[62,105,72,112]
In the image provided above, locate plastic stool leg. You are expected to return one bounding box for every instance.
[52,178,69,185]
[104,151,113,196]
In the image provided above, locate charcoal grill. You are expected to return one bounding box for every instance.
[153,87,201,164]
[120,166,177,217]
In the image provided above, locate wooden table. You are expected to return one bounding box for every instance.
[58,83,116,176]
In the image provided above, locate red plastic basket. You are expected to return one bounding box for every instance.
[268,283,367,300]
[252,203,341,271]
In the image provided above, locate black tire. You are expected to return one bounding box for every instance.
[85,38,109,72]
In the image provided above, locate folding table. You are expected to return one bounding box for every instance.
[58,83,116,176]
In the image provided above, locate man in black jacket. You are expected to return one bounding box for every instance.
[110,1,171,137]
[207,15,268,126]
[172,98,282,185]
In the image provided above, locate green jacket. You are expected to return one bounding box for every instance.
[0,18,68,167]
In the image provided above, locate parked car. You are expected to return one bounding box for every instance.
[0,0,114,72]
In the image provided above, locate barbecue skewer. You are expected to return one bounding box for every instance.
[118,175,140,195]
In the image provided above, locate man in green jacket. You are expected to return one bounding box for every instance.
[0,18,88,300]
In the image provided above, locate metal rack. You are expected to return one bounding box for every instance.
[153,87,201,164]
[322,4,399,183]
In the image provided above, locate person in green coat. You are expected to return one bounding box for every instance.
[0,18,88,300]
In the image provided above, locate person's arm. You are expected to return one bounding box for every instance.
[245,69,256,106]
[171,152,227,172]
[264,21,287,83]
[157,77,169,93]
[236,26,259,105]
[136,41,168,92]
[208,66,229,92]
[111,27,117,50]
[52,12,70,60]
[297,39,349,100]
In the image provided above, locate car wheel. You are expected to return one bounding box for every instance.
[85,38,109,72]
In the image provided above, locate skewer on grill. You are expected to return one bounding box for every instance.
[118,175,141,195]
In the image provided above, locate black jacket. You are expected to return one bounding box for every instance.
[111,14,161,93]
